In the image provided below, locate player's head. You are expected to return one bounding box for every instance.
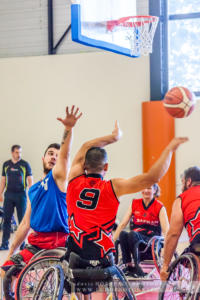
[43,143,60,174]
[11,145,22,161]
[141,184,160,200]
[181,166,200,192]
[84,147,108,175]
[152,183,160,197]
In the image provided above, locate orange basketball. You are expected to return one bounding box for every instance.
[163,86,196,118]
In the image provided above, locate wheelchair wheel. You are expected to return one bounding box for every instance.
[112,265,136,300]
[3,265,23,300]
[151,236,164,273]
[194,283,200,300]
[158,253,200,300]
[29,247,66,262]
[152,237,178,274]
[33,265,64,300]
[15,256,61,299]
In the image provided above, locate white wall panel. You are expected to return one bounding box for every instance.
[0,0,149,58]
[0,52,150,220]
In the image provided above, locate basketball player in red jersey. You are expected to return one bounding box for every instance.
[160,166,200,281]
[66,121,187,266]
[113,184,169,277]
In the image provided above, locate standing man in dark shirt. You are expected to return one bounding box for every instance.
[0,145,33,250]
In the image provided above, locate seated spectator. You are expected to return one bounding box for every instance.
[113,184,169,277]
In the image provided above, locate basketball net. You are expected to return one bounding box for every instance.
[106,16,159,56]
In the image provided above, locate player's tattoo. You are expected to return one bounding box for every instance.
[61,130,69,145]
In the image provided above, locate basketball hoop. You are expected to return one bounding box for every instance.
[106,16,159,56]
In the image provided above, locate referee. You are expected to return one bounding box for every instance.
[0,145,33,250]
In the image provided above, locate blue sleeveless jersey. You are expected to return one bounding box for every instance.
[29,170,69,233]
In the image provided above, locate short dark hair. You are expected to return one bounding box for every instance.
[152,183,160,198]
[44,143,60,156]
[84,147,108,172]
[183,166,200,183]
[11,145,21,152]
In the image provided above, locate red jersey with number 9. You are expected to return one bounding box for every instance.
[66,174,119,259]
[179,185,200,243]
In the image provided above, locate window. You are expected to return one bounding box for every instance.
[150,0,200,100]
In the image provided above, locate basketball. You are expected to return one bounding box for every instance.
[163,86,196,118]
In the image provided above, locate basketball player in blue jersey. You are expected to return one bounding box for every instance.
[1,105,82,299]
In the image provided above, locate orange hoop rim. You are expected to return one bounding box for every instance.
[107,15,159,31]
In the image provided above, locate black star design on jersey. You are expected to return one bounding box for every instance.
[69,215,87,248]
[69,215,116,256]
[188,208,200,237]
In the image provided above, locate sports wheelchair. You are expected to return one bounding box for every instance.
[115,235,165,277]
[115,235,179,297]
[1,247,66,300]
[33,251,136,300]
[159,245,200,300]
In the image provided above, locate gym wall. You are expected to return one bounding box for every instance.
[0,51,149,218]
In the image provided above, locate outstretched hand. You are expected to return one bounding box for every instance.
[57,105,82,129]
[112,121,123,141]
[167,137,188,151]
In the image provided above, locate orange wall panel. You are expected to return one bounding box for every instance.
[142,101,175,218]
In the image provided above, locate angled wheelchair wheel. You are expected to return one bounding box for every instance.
[15,256,61,299]
[151,236,164,273]
[33,266,59,300]
[194,283,200,300]
[3,265,23,300]
[33,265,65,300]
[34,264,71,300]
[29,247,67,262]
[152,237,178,274]
[158,253,200,300]
[112,265,136,300]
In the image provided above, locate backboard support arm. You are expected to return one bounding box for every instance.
[48,0,71,55]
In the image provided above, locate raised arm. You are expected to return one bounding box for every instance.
[68,121,122,181]
[112,137,188,197]
[53,105,82,191]
[160,198,184,281]
[113,204,132,241]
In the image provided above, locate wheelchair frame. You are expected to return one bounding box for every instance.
[33,251,136,300]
